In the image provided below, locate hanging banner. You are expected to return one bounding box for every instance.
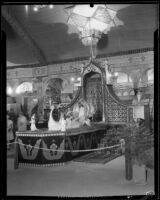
[16,134,65,165]
[15,125,107,167]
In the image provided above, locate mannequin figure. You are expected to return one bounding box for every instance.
[17,112,27,132]
[59,112,66,131]
[30,114,38,131]
[48,102,62,131]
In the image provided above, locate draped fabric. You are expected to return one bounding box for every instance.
[15,125,106,166]
[85,77,102,121]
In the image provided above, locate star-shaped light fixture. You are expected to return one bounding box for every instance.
[65,4,119,58]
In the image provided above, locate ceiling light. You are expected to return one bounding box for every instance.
[65,4,118,58]
[15,82,33,94]
[25,5,29,13]
[77,77,81,81]
[49,5,54,9]
[15,87,21,94]
[71,77,75,82]
[33,6,38,12]
[33,5,54,12]
[7,87,13,95]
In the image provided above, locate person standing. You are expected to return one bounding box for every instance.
[7,113,14,149]
[9,108,17,139]
[17,112,28,132]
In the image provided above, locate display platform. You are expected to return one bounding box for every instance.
[14,123,107,169]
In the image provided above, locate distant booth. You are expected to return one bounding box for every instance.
[15,59,131,169]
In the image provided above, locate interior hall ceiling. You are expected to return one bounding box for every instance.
[2,4,158,67]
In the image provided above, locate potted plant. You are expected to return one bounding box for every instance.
[117,122,154,183]
[131,126,154,184]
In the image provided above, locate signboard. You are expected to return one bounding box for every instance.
[133,105,144,119]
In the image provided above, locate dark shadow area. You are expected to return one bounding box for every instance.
[1,16,17,40]
[2,17,38,64]
[3,4,158,65]
[28,22,90,62]
[96,4,157,55]
[97,33,108,50]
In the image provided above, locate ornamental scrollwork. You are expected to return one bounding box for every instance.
[83,63,101,76]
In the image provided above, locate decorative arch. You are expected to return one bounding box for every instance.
[43,76,66,92]
[15,81,33,94]
[81,60,106,122]
[81,60,106,94]
[45,78,63,103]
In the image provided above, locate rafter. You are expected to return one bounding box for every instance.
[2,6,47,65]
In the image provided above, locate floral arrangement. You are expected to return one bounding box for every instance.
[131,127,154,169]
[116,122,154,170]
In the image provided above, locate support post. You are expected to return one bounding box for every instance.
[125,134,133,180]
[14,136,19,170]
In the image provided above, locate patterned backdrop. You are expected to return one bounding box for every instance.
[85,77,103,121]
[104,85,128,123]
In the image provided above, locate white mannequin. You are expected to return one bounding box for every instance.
[48,103,62,131]
[30,114,38,131]
[59,112,66,131]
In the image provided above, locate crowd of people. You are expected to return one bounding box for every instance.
[7,109,28,149]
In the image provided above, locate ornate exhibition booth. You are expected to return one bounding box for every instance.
[6,48,153,169]
[13,58,133,168]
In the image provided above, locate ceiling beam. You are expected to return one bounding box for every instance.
[2,6,47,66]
